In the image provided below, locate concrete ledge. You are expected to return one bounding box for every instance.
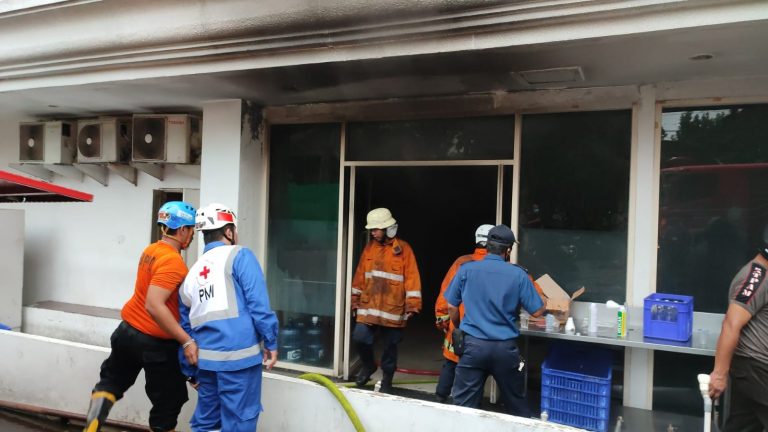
[22,302,120,347]
[0,330,578,431]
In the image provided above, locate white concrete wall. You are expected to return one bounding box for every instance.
[199,99,266,258]
[21,306,117,347]
[0,209,23,329]
[0,330,580,432]
[0,115,200,310]
[0,330,196,429]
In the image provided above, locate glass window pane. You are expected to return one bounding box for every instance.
[346,116,515,161]
[267,123,341,368]
[658,105,768,313]
[518,110,631,303]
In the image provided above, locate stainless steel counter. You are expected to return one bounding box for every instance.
[520,324,716,356]
[520,301,721,356]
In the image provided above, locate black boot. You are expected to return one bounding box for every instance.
[355,364,377,387]
[379,373,394,394]
[83,391,115,432]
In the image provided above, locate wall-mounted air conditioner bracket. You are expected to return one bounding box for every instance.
[170,164,200,179]
[44,164,84,181]
[131,162,164,180]
[73,163,108,186]
[8,163,54,182]
[108,163,137,186]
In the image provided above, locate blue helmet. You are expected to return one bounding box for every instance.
[157,201,196,229]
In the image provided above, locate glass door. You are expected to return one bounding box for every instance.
[343,164,512,378]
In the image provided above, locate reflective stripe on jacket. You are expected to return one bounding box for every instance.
[351,237,421,328]
[435,249,486,363]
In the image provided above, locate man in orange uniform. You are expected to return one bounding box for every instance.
[352,208,421,393]
[83,201,198,432]
[434,224,493,403]
[435,224,545,403]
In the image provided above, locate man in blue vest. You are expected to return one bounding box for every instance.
[444,224,545,417]
[179,203,278,432]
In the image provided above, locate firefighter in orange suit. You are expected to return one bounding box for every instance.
[434,224,545,403]
[434,224,493,402]
[352,208,422,393]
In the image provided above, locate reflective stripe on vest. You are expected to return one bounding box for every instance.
[406,290,421,298]
[357,308,405,322]
[183,245,242,328]
[351,287,362,295]
[198,343,262,362]
[443,337,455,353]
[364,270,404,282]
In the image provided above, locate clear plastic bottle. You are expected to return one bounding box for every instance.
[305,316,324,364]
[660,305,670,321]
[545,314,556,332]
[541,410,549,422]
[617,306,627,337]
[519,311,530,330]
[669,306,678,323]
[565,317,576,334]
[280,319,302,362]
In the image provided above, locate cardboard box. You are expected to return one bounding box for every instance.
[536,274,585,326]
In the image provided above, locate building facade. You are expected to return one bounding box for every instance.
[1,0,767,418]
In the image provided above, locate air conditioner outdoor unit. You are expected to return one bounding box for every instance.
[132,114,201,164]
[77,117,132,163]
[19,121,75,164]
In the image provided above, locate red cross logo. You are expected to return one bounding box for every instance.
[199,266,211,279]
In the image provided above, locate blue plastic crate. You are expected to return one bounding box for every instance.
[643,293,693,342]
[541,344,612,432]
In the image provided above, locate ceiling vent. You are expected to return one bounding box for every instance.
[19,121,75,164]
[77,117,132,163]
[132,114,201,164]
[514,66,585,86]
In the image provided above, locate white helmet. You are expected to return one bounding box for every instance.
[365,208,397,230]
[475,224,494,245]
[195,203,237,231]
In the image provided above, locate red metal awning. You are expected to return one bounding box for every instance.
[0,170,93,203]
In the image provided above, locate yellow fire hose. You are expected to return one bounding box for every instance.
[298,373,366,432]
[299,373,440,431]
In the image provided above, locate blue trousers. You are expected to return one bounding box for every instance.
[352,323,403,375]
[452,334,529,417]
[191,365,263,432]
[436,359,457,399]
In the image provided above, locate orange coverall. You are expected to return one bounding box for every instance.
[352,237,422,328]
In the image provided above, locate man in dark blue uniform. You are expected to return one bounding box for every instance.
[444,224,545,417]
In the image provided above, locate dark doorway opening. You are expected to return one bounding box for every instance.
[352,165,499,372]
[150,189,183,243]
